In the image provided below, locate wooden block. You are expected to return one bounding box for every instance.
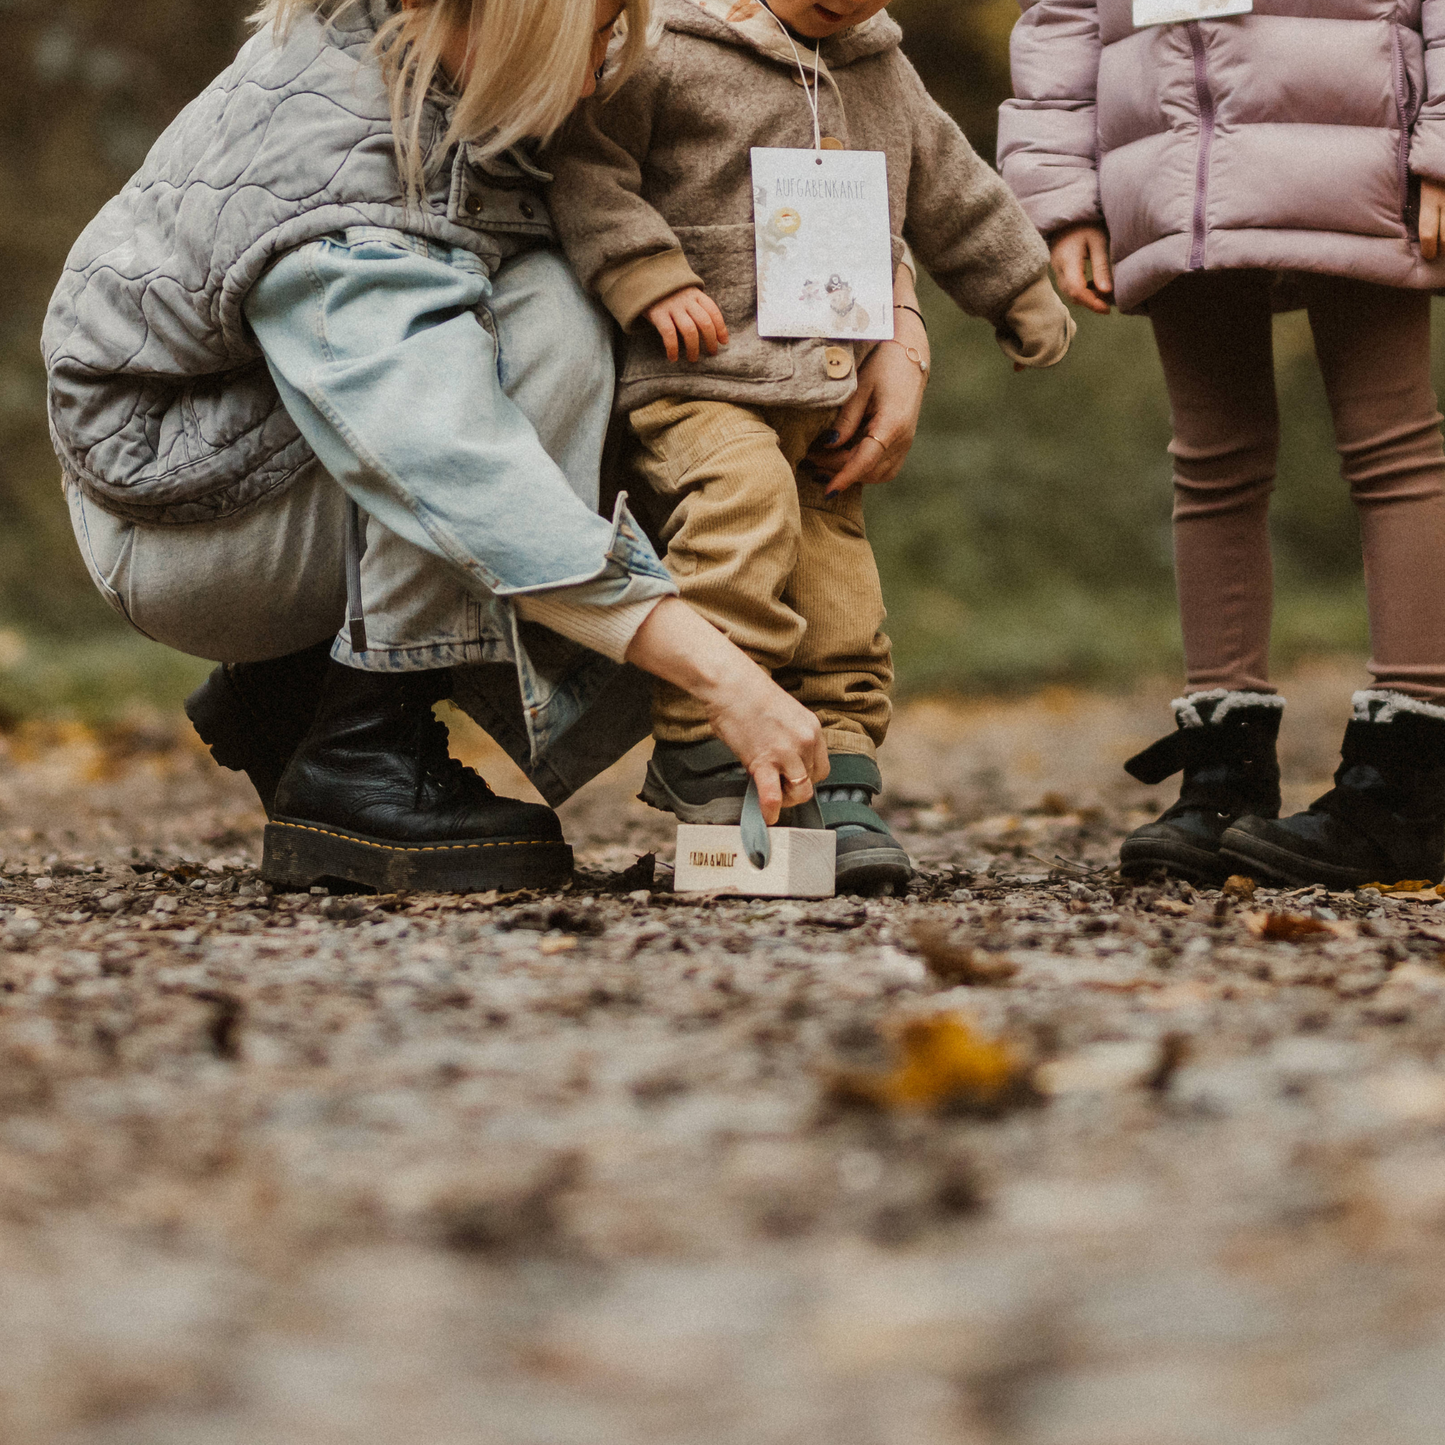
[674,824,836,899]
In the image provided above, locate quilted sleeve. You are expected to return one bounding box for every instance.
[1411,0,1445,184]
[996,0,1105,238]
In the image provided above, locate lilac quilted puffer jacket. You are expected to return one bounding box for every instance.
[999,0,1445,311]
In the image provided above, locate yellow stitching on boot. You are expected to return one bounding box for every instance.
[269,823,561,854]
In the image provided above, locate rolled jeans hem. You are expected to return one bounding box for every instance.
[330,636,513,673]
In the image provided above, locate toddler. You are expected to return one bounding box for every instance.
[551,0,1072,891]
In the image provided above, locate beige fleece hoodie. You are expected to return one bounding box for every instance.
[547,0,1070,414]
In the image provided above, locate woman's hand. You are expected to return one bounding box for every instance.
[624,598,829,823]
[1049,223,1114,313]
[646,286,729,363]
[1421,180,1445,261]
[806,274,929,496]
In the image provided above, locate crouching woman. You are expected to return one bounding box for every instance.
[44,0,827,893]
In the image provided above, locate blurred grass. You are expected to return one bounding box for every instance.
[0,0,1418,721]
[0,628,211,727]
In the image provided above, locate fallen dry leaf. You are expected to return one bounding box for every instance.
[1364,881,1437,896]
[1153,898,1192,917]
[1221,876,1257,901]
[827,1013,1035,1115]
[538,937,579,956]
[907,922,1018,986]
[1245,912,1335,942]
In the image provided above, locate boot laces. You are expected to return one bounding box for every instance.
[406,700,495,803]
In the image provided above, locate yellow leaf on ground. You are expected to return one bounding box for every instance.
[828,1014,1034,1115]
[1245,912,1334,941]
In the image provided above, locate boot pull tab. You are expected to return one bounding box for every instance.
[740,781,829,870]
[1124,730,1189,785]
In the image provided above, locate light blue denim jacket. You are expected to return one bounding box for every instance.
[245,227,677,765]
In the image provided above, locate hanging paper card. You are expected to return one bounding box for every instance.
[1133,0,1250,26]
[751,148,894,342]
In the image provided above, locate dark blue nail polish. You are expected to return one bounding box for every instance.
[822,429,840,446]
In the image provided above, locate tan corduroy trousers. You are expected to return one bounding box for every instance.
[628,397,893,755]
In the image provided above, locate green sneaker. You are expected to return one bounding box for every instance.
[642,742,911,894]
[640,739,751,824]
[815,754,913,895]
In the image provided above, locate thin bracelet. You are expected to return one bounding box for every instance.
[893,303,927,333]
[880,338,930,380]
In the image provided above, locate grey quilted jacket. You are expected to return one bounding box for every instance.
[43,0,556,525]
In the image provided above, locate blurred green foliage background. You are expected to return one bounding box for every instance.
[0,0,1399,718]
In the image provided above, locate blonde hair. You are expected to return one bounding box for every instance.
[251,0,652,195]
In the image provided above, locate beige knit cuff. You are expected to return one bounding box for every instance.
[994,274,1076,370]
[512,593,667,665]
[597,249,706,332]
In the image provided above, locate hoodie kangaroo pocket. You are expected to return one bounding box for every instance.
[620,223,796,388]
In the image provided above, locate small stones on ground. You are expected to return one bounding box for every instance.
[3,676,1445,1440]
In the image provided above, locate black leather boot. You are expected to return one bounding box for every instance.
[1119,691,1283,884]
[1221,691,1445,889]
[262,663,571,894]
[184,640,333,816]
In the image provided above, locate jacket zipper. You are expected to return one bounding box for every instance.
[1392,26,1413,225]
[1186,22,1215,271]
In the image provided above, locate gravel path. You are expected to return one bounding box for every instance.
[4,660,1445,1445]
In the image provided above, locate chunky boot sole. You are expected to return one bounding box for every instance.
[1118,835,1229,886]
[262,819,573,894]
[1218,824,1382,891]
[186,667,284,816]
[639,761,745,825]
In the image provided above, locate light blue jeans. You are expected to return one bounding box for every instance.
[67,241,672,801]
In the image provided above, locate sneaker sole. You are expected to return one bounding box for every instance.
[1217,828,1378,891]
[1118,837,1228,886]
[836,844,913,896]
[638,764,745,825]
[263,819,573,895]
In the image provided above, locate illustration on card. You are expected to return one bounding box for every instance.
[751,148,893,342]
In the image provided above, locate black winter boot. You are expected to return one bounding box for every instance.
[1221,691,1445,889]
[184,640,333,816]
[262,663,571,894]
[1119,691,1284,884]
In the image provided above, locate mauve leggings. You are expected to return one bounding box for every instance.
[1150,270,1445,704]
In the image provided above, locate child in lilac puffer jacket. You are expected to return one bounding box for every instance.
[1001,0,1445,891]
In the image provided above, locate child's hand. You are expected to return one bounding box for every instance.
[646,286,729,363]
[1049,223,1114,314]
[1421,181,1445,261]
